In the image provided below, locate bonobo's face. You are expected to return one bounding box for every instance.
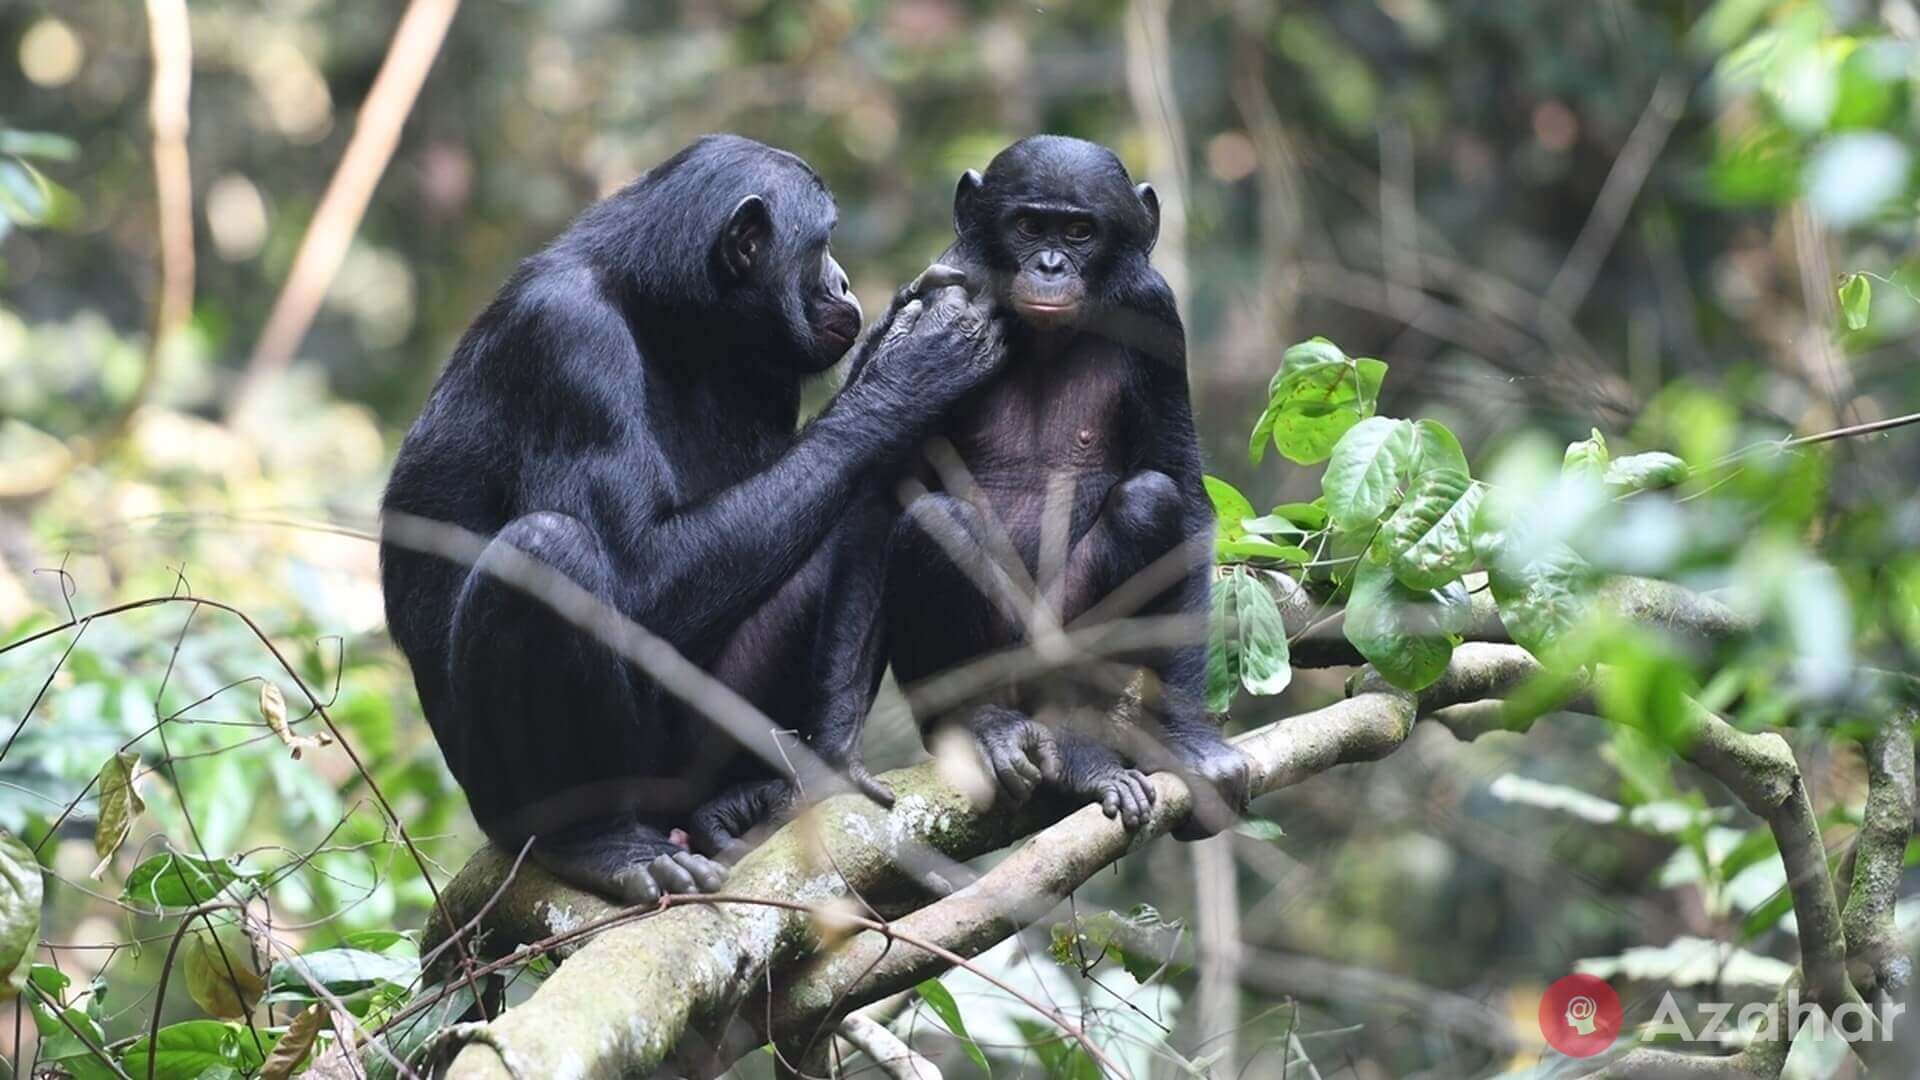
[714,169,862,374]
[955,136,1160,334]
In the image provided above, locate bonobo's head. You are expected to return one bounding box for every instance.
[627,135,863,373]
[952,135,1159,332]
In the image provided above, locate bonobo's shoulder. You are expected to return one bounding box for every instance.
[495,256,629,346]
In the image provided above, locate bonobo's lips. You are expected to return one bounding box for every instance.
[1011,276,1085,331]
[816,308,860,357]
[1012,297,1081,330]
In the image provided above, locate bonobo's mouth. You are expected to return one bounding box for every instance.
[815,308,861,358]
[1013,299,1081,330]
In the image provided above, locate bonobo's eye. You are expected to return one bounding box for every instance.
[1015,216,1043,239]
[1064,219,1094,242]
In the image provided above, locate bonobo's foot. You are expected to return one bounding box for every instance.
[528,821,726,906]
[606,851,727,906]
[1060,740,1156,830]
[960,705,1064,808]
[690,766,896,865]
[1164,733,1255,841]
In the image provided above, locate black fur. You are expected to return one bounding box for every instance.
[885,135,1253,837]
[380,135,1002,902]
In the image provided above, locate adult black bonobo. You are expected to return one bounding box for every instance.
[380,135,1002,904]
[885,135,1253,839]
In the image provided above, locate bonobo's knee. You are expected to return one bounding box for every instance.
[896,492,982,551]
[1105,470,1181,535]
[479,511,603,584]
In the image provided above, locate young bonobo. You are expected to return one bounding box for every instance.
[885,135,1253,837]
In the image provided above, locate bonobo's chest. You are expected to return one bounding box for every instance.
[940,334,1133,482]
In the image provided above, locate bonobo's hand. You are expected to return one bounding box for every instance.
[1164,730,1255,841]
[851,264,1005,426]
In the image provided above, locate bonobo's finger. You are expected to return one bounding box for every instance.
[1100,789,1121,820]
[672,851,726,893]
[921,284,971,323]
[881,299,926,347]
[647,853,698,895]
[1027,725,1065,784]
[609,866,662,907]
[910,263,967,295]
[990,742,1041,804]
[851,762,896,809]
[1119,773,1153,829]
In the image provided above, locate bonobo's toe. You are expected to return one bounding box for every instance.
[669,851,726,893]
[1097,769,1157,830]
[607,865,663,907]
[646,853,698,895]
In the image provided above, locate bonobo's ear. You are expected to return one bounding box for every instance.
[1136,182,1161,253]
[953,170,983,234]
[720,194,771,281]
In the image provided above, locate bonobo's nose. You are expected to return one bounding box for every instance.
[1036,250,1069,277]
[829,257,853,297]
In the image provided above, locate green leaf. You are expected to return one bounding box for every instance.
[1342,559,1469,690]
[1014,1017,1103,1080]
[1604,452,1691,493]
[1202,476,1256,539]
[916,978,990,1077]
[1248,406,1278,465]
[1048,905,1183,984]
[1563,428,1610,483]
[1482,539,1593,663]
[1322,417,1415,531]
[28,963,69,998]
[268,948,418,998]
[1234,817,1287,841]
[91,751,144,877]
[1381,470,1482,590]
[121,853,252,910]
[1838,272,1872,331]
[0,130,79,161]
[0,830,43,999]
[0,160,49,224]
[1239,515,1305,537]
[1258,338,1389,465]
[1216,536,1312,564]
[122,1020,265,1080]
[1410,418,1469,478]
[1269,500,1329,530]
[1207,569,1294,708]
[29,996,115,1079]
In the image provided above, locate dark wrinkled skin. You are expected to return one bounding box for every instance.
[885,135,1254,839]
[380,135,1002,904]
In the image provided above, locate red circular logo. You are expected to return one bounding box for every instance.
[1539,974,1623,1057]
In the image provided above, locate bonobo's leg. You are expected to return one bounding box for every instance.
[689,494,897,863]
[887,493,1070,807]
[1051,472,1253,837]
[447,511,725,904]
[1050,470,1188,625]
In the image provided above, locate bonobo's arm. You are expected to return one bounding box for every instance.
[580,272,996,657]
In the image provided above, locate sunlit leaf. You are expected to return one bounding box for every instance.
[1255,338,1388,465]
[1322,417,1415,532]
[1202,475,1255,539]
[121,852,253,910]
[1562,429,1609,483]
[0,130,79,161]
[1233,817,1286,841]
[1410,418,1469,477]
[1604,452,1691,493]
[90,751,143,878]
[0,831,42,999]
[1269,500,1330,530]
[1837,272,1872,331]
[1216,536,1312,564]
